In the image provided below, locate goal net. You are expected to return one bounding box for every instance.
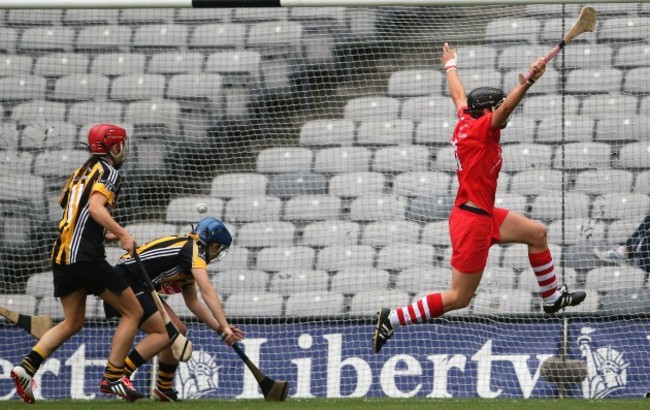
[0,3,649,401]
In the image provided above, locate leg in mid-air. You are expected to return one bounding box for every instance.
[498,210,585,314]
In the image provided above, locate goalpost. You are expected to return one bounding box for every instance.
[0,0,648,401]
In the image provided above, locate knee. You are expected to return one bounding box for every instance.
[63,317,84,334]
[123,303,144,322]
[445,289,474,310]
[530,223,548,247]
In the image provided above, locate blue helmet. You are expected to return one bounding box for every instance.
[194,217,232,247]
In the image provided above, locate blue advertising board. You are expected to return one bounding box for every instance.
[1,320,648,400]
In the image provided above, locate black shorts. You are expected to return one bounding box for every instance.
[104,266,158,325]
[53,260,129,298]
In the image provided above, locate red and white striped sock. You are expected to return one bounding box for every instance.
[389,293,444,327]
[529,248,561,303]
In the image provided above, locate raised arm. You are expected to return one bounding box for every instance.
[491,56,546,130]
[442,42,466,112]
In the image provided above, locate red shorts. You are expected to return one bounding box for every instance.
[449,206,509,273]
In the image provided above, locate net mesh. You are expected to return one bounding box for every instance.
[0,4,649,400]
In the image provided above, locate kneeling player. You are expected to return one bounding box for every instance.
[104,216,243,401]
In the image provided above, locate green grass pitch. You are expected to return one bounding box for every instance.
[0,399,648,410]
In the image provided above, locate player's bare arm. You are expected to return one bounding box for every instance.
[491,56,546,130]
[185,269,241,345]
[88,192,135,253]
[442,42,466,111]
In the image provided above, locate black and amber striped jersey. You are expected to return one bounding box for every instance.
[51,156,121,265]
[117,235,208,295]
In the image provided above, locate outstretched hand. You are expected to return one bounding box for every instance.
[529,56,547,81]
[441,42,457,67]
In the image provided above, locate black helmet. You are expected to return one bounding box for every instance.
[467,87,506,119]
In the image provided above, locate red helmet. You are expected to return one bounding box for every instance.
[87,124,127,155]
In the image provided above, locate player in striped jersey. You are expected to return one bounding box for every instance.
[12,124,145,403]
[103,216,243,401]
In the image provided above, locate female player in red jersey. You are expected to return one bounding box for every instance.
[373,43,586,353]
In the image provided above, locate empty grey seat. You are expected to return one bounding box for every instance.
[68,101,123,126]
[149,52,204,75]
[394,266,450,294]
[406,195,454,222]
[592,193,650,220]
[349,194,407,222]
[0,294,37,316]
[635,170,650,194]
[555,142,612,170]
[257,147,313,173]
[361,220,420,247]
[190,23,246,49]
[393,171,450,197]
[509,169,563,196]
[124,222,178,244]
[331,268,389,294]
[0,125,20,150]
[12,100,66,123]
[34,53,89,77]
[641,95,650,116]
[165,196,224,224]
[432,145,456,173]
[0,212,36,250]
[401,96,456,123]
[225,292,283,317]
[529,192,590,220]
[501,143,552,173]
[210,269,268,297]
[284,195,342,222]
[301,221,360,247]
[119,9,174,24]
[289,7,345,28]
[313,147,371,173]
[52,74,110,101]
[554,44,613,69]
[446,69,501,96]
[19,27,74,53]
[299,120,355,147]
[485,17,541,44]
[357,119,414,146]
[617,141,650,169]
[267,172,327,198]
[0,28,18,53]
[493,193,528,215]
[420,220,450,247]
[328,172,385,198]
[124,99,180,133]
[600,289,650,315]
[233,8,288,22]
[521,94,580,120]
[246,21,303,59]
[224,195,282,223]
[76,25,132,52]
[615,44,650,68]
[269,269,329,296]
[7,9,62,25]
[63,9,119,25]
[373,146,429,173]
[132,24,188,50]
[209,247,249,271]
[285,291,345,317]
[540,17,594,43]
[501,117,537,143]
[348,289,411,316]
[599,17,650,43]
[582,94,638,120]
[0,55,32,77]
[0,173,44,207]
[377,243,435,271]
[26,271,54,298]
[90,53,146,76]
[585,266,646,291]
[502,68,560,95]
[535,115,595,144]
[237,221,295,248]
[21,121,77,151]
[565,68,623,94]
[211,173,268,198]
[205,51,262,87]
[501,244,561,270]
[343,96,400,121]
[471,290,534,315]
[166,74,225,102]
[460,45,498,69]
[316,244,375,271]
[548,218,606,245]
[414,118,456,145]
[606,217,646,246]
[573,169,634,195]
[0,151,33,176]
[623,67,650,94]
[387,69,444,97]
[498,45,550,70]
[110,74,166,100]
[481,267,518,291]
[256,246,315,271]
[0,75,47,102]
[558,245,604,274]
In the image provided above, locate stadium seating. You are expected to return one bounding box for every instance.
[90,53,146,76]
[190,23,247,50]
[387,69,444,97]
[165,196,225,224]
[300,221,360,247]
[331,268,390,294]
[313,147,372,173]
[283,195,342,222]
[348,289,411,316]
[76,25,132,52]
[285,291,345,316]
[269,269,329,296]
[237,221,296,248]
[34,53,89,77]
[315,244,375,272]
[298,119,355,147]
[211,173,268,198]
[224,292,284,317]
[211,269,269,297]
[356,119,414,146]
[149,52,204,74]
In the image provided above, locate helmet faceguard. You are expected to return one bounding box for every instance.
[88,124,128,168]
[193,217,232,262]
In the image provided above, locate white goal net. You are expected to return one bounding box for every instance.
[0,3,649,401]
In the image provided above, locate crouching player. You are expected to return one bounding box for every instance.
[104,216,243,401]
